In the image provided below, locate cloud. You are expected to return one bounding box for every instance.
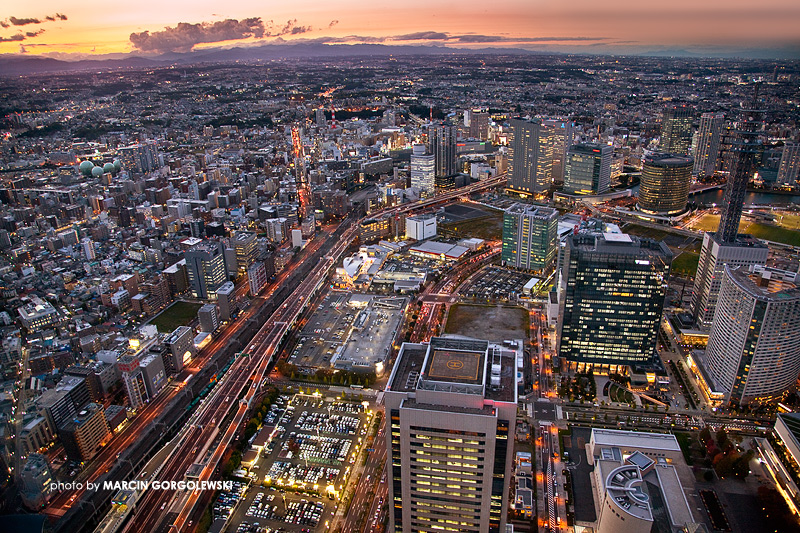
[0,27,47,43]
[280,20,312,35]
[328,20,339,28]
[130,17,319,53]
[130,18,267,53]
[393,31,449,41]
[1,13,67,28]
[9,17,41,26]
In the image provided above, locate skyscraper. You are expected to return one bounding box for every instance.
[557,233,672,371]
[428,123,457,179]
[659,105,694,155]
[542,118,574,184]
[703,265,800,406]
[563,143,612,195]
[509,118,552,194]
[692,86,768,327]
[777,141,800,187]
[410,144,436,197]
[501,203,559,274]
[185,240,229,300]
[717,88,764,243]
[637,153,693,215]
[315,107,326,128]
[384,337,517,532]
[468,110,490,140]
[693,112,725,177]
[691,234,767,328]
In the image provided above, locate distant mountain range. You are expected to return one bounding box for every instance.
[1,42,797,76]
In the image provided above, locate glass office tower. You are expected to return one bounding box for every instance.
[557,233,673,372]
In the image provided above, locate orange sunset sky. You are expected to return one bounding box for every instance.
[1,1,799,58]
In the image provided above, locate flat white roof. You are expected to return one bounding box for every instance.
[602,232,633,243]
[523,278,540,290]
[591,428,681,452]
[410,241,469,258]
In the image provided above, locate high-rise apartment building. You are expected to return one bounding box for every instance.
[557,233,672,371]
[118,140,159,174]
[118,355,149,409]
[703,265,800,406]
[216,280,235,321]
[410,144,436,197]
[315,108,326,128]
[384,337,517,532]
[693,112,724,177]
[777,141,800,186]
[542,118,574,184]
[659,105,694,155]
[691,233,767,328]
[428,124,457,179]
[81,238,96,261]
[58,403,111,462]
[563,143,612,195]
[509,118,552,194]
[247,261,268,297]
[637,153,693,215]
[185,240,229,300]
[501,204,559,274]
[198,303,220,333]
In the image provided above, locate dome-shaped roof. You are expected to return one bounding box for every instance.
[113,159,122,171]
[79,160,94,174]
[91,166,104,177]
[103,162,115,173]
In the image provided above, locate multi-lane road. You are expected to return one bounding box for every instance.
[56,173,510,533]
[122,221,362,532]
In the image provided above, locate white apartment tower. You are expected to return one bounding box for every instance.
[777,141,800,186]
[410,144,436,197]
[693,112,725,177]
[704,265,800,405]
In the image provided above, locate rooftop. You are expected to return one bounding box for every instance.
[778,412,800,446]
[409,240,469,259]
[387,337,517,402]
[570,232,672,260]
[591,428,681,452]
[424,346,485,385]
[604,465,653,521]
[725,264,800,302]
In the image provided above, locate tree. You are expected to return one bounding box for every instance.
[716,428,729,449]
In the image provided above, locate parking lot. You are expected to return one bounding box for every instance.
[463,266,536,301]
[291,293,405,372]
[222,394,374,533]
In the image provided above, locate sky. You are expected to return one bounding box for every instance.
[1,1,799,58]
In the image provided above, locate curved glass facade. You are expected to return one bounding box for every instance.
[638,153,693,215]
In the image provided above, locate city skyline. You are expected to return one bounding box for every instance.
[2,33,800,532]
[1,1,800,58]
